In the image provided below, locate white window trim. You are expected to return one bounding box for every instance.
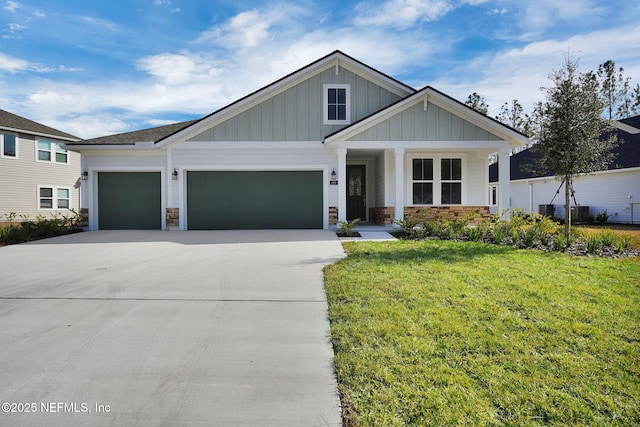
[323,84,351,125]
[0,132,18,159]
[407,153,466,206]
[37,185,72,210]
[489,185,498,207]
[35,138,69,165]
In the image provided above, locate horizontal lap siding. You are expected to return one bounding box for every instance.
[465,155,488,206]
[510,169,640,223]
[0,133,81,220]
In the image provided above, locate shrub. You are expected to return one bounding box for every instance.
[596,210,609,225]
[586,235,602,254]
[599,229,617,248]
[1,210,82,246]
[337,218,361,237]
[614,235,631,252]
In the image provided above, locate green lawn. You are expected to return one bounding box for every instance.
[324,240,640,426]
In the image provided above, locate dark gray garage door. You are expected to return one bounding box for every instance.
[98,172,161,230]
[187,171,323,229]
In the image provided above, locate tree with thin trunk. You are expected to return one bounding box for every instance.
[632,83,640,116]
[531,55,618,237]
[464,92,489,115]
[496,99,534,153]
[597,60,629,119]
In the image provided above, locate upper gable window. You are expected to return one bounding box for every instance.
[323,84,351,125]
[37,138,68,164]
[1,132,17,159]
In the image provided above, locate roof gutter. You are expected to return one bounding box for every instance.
[0,126,80,142]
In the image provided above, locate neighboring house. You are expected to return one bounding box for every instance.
[489,115,640,224]
[0,109,82,222]
[66,51,528,231]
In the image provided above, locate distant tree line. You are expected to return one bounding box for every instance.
[464,56,634,236]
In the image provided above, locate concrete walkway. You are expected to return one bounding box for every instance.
[0,230,345,426]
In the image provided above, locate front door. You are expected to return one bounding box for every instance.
[346,165,366,221]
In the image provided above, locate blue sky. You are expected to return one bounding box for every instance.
[1,0,639,138]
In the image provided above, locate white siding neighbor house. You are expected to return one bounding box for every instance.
[66,51,529,230]
[0,109,82,222]
[489,115,640,224]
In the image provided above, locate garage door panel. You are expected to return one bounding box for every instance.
[98,172,161,230]
[187,171,322,229]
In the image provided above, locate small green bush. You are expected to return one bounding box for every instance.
[337,218,361,237]
[1,210,82,246]
[596,210,609,225]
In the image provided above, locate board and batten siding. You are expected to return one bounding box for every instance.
[0,132,81,220]
[187,67,403,143]
[509,168,640,223]
[347,103,503,142]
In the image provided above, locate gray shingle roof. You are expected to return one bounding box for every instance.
[489,115,640,182]
[65,120,199,146]
[0,109,80,141]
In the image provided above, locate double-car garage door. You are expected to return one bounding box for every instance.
[97,171,323,230]
[187,171,323,229]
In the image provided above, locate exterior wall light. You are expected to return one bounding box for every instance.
[81,170,88,180]
[330,169,338,185]
[172,169,178,180]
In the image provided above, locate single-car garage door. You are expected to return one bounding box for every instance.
[98,172,161,230]
[187,171,323,229]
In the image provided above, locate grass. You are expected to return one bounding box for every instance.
[574,225,640,250]
[324,240,640,426]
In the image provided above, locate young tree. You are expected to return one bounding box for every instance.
[464,92,489,115]
[496,99,530,131]
[632,83,640,116]
[597,60,629,119]
[495,99,535,154]
[531,55,618,237]
[616,78,633,119]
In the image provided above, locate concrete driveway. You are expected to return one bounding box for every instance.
[0,230,345,426]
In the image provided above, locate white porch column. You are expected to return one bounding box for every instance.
[337,147,347,223]
[498,147,511,218]
[394,148,405,224]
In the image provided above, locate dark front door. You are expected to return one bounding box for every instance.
[346,165,366,221]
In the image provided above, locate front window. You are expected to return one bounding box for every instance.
[441,158,462,205]
[323,84,350,125]
[412,156,463,205]
[412,159,433,204]
[39,186,71,209]
[37,138,68,164]
[1,132,17,158]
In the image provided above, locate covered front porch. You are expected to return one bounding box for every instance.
[332,145,511,227]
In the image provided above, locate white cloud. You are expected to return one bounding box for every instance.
[4,1,639,140]
[0,51,29,71]
[4,1,21,12]
[33,10,45,18]
[354,0,455,28]
[136,53,223,85]
[430,23,640,119]
[513,0,608,40]
[195,5,308,49]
